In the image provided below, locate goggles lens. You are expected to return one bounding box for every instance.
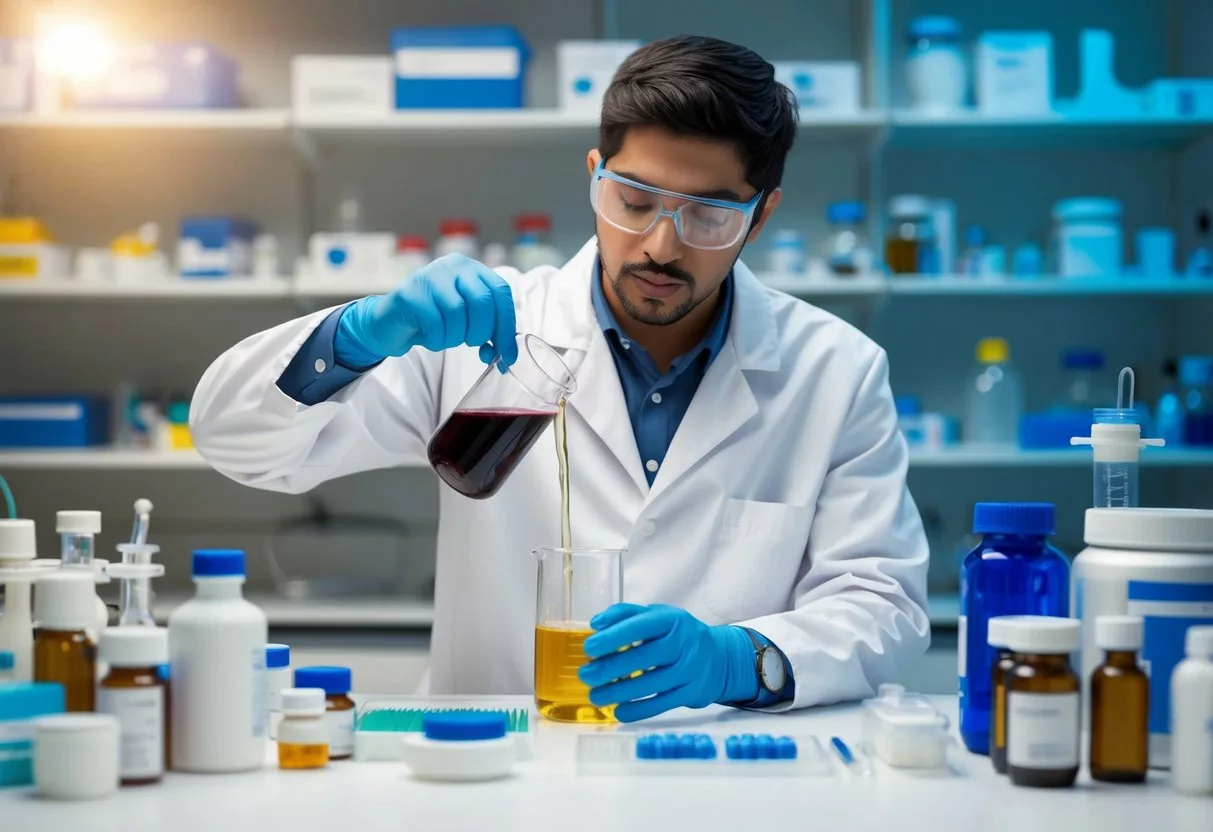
[592,174,753,251]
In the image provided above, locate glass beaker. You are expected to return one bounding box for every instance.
[427,334,577,499]
[532,546,623,724]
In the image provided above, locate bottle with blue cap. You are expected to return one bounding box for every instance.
[958,502,1070,755]
[293,666,355,760]
[266,643,291,740]
[168,549,268,773]
[905,16,967,112]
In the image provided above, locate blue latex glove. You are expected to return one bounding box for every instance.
[578,603,758,722]
[335,253,518,370]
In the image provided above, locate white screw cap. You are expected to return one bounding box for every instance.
[1002,615,1081,655]
[1185,626,1213,659]
[0,519,36,563]
[56,511,101,535]
[987,616,1016,648]
[1096,615,1143,651]
[34,571,97,630]
[98,627,168,668]
[281,687,326,716]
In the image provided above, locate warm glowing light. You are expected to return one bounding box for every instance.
[35,13,114,80]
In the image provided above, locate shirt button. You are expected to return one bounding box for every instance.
[314,358,327,373]
[645,459,659,473]
[622,341,631,350]
[641,520,656,537]
[651,392,662,404]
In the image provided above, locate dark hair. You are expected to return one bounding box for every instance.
[599,35,799,203]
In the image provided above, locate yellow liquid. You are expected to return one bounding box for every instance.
[534,623,615,723]
[278,742,329,770]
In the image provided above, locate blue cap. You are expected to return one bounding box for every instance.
[908,16,961,40]
[0,682,66,720]
[894,395,922,417]
[266,644,290,669]
[294,666,351,695]
[1093,407,1140,425]
[973,502,1055,536]
[0,651,13,671]
[192,549,246,578]
[422,711,508,742]
[964,225,985,246]
[826,201,865,224]
[1179,355,1213,387]
[1062,349,1104,370]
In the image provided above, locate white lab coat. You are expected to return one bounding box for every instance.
[189,237,930,710]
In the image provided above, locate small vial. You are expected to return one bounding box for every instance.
[1171,626,1213,795]
[1089,615,1148,784]
[986,617,1018,774]
[33,571,98,712]
[1004,616,1082,789]
[294,666,355,760]
[266,644,291,740]
[97,627,170,786]
[55,510,109,635]
[277,688,330,770]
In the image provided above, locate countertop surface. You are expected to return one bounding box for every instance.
[0,696,1206,832]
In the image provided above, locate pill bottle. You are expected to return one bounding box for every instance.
[885,195,935,275]
[958,503,1069,755]
[1072,507,1213,768]
[32,713,120,800]
[985,616,1018,774]
[433,218,479,260]
[168,549,268,773]
[33,571,98,712]
[1170,626,1213,795]
[1004,616,1082,788]
[277,688,330,770]
[97,627,170,786]
[905,16,966,112]
[294,666,355,760]
[266,643,291,740]
[1088,615,1148,783]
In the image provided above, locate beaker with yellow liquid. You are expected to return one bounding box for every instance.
[532,546,623,724]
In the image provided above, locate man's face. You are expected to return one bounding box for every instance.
[587,127,781,327]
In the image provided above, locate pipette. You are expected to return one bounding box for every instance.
[129,498,153,546]
[110,544,164,627]
[1071,367,1164,508]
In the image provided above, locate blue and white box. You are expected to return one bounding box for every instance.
[0,39,33,112]
[557,40,641,113]
[178,217,260,278]
[1143,78,1213,119]
[772,62,861,114]
[70,42,239,109]
[390,26,529,110]
[0,396,109,448]
[975,32,1054,115]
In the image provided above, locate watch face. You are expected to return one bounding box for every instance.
[760,647,786,692]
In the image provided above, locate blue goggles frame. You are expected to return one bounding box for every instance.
[589,159,764,250]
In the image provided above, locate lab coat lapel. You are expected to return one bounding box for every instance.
[646,262,781,503]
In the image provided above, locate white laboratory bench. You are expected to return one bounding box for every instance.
[0,697,1206,832]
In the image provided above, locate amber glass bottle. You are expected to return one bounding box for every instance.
[1004,617,1082,789]
[986,617,1018,774]
[33,571,98,713]
[98,627,171,785]
[1089,616,1148,783]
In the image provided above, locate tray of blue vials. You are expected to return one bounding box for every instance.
[353,695,537,762]
[576,731,835,777]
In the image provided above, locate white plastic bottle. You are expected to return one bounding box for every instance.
[965,337,1023,445]
[0,519,39,682]
[55,511,110,636]
[168,549,268,772]
[1171,626,1213,795]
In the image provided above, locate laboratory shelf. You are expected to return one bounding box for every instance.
[909,447,1213,468]
[0,279,292,300]
[152,592,436,629]
[0,448,208,470]
[0,108,292,131]
[758,275,887,297]
[888,110,1213,150]
[885,275,1213,297]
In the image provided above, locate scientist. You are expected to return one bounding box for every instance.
[190,35,930,721]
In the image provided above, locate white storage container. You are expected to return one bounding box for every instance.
[292,55,392,117]
[1171,626,1213,794]
[1053,198,1123,278]
[773,62,861,114]
[1073,508,1213,769]
[975,32,1053,115]
[557,41,640,113]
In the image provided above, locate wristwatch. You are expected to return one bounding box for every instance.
[740,627,787,696]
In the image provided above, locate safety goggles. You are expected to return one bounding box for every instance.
[589,159,762,251]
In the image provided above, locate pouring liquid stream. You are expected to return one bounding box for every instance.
[555,397,573,621]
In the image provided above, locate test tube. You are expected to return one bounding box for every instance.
[113,544,161,627]
[1071,368,1164,508]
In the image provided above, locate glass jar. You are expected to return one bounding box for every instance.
[885,195,936,275]
[97,627,169,786]
[822,201,871,276]
[433,218,480,260]
[1004,617,1082,789]
[905,16,966,111]
[293,666,355,760]
[766,229,807,275]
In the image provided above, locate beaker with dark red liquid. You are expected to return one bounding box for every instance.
[427,334,577,499]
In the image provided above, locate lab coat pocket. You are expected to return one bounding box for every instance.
[702,498,814,622]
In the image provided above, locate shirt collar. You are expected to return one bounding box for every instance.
[590,259,733,371]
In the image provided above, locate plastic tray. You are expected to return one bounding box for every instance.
[576,732,835,777]
[353,695,536,762]
[860,687,951,770]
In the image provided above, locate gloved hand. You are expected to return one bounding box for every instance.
[335,253,518,370]
[578,603,758,722]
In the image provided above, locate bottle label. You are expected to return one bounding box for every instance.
[326,709,355,756]
[957,614,967,679]
[1007,691,1079,770]
[251,647,267,739]
[1126,580,1213,740]
[97,687,164,779]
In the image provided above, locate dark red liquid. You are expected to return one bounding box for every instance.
[427,408,555,499]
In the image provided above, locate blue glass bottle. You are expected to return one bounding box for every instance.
[958,502,1070,755]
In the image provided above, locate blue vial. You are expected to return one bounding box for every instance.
[958,502,1070,755]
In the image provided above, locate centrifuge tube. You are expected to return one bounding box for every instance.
[1071,368,1164,508]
